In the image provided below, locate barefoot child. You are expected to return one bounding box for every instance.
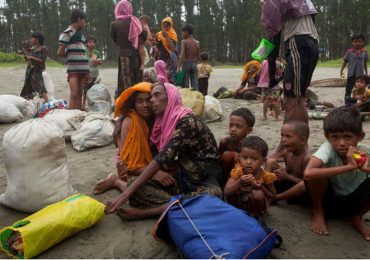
[266,121,310,204]
[224,136,276,217]
[304,106,370,240]
[257,59,283,121]
[58,9,89,109]
[197,52,212,96]
[83,35,102,109]
[219,108,255,186]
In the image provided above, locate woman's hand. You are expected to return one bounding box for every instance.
[116,161,128,181]
[153,170,176,187]
[105,194,127,214]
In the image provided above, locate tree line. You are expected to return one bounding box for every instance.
[0,0,369,64]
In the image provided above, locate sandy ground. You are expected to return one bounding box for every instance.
[0,66,370,258]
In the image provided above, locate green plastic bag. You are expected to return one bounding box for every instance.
[176,69,184,86]
[251,38,275,62]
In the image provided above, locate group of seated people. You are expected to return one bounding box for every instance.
[93,68,370,241]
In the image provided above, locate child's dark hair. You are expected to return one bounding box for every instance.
[230,107,255,127]
[86,35,97,44]
[31,32,44,45]
[181,23,194,35]
[240,136,268,157]
[284,120,310,139]
[352,34,365,42]
[200,52,209,61]
[324,106,362,135]
[139,15,150,24]
[355,75,369,85]
[70,9,86,23]
[149,26,158,33]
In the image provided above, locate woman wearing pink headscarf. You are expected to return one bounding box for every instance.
[111,0,144,99]
[154,60,169,84]
[105,82,223,220]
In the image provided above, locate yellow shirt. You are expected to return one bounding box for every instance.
[230,163,277,185]
[197,63,212,79]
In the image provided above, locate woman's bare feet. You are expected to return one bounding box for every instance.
[350,216,370,241]
[117,205,165,221]
[310,211,329,236]
[117,208,147,221]
[94,173,119,194]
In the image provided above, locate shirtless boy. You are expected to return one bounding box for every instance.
[266,121,310,203]
[177,23,200,91]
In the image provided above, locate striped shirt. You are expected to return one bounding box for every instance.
[59,26,89,74]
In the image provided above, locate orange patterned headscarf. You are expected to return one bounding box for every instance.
[114,82,152,117]
[156,17,178,56]
[241,60,260,82]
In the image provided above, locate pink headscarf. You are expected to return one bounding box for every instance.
[150,83,193,152]
[154,60,169,84]
[114,0,142,49]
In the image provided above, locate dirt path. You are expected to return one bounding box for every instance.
[0,66,369,258]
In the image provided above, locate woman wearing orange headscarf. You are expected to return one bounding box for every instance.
[94,82,154,194]
[156,17,178,84]
[234,60,261,100]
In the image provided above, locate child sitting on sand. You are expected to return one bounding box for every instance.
[265,121,310,204]
[224,136,276,217]
[219,108,255,186]
[304,106,370,240]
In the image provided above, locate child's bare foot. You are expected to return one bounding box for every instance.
[310,211,329,236]
[94,173,118,194]
[117,207,147,221]
[350,216,370,241]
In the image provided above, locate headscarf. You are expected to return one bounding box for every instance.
[150,83,192,152]
[241,60,261,82]
[156,17,178,56]
[114,82,153,171]
[114,0,143,49]
[154,60,169,84]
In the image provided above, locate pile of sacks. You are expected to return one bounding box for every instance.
[179,88,223,123]
[41,84,114,152]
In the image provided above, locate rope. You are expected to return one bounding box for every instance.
[178,202,229,259]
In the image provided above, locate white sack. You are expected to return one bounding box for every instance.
[0,118,74,212]
[86,84,112,115]
[43,109,87,132]
[0,94,34,117]
[71,113,114,152]
[42,71,56,101]
[0,103,23,123]
[201,95,223,123]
